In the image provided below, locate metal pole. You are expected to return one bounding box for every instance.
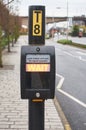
[52,15,54,39]
[56,7,61,40]
[28,6,45,130]
[29,100,44,130]
[66,0,69,40]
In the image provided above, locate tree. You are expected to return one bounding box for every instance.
[0,0,21,52]
[0,26,3,67]
[0,1,11,52]
[71,25,79,36]
[0,0,21,67]
[4,0,14,6]
[13,15,21,43]
[0,1,7,67]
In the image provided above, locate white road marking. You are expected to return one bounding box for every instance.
[55,48,61,51]
[56,45,86,61]
[80,58,86,62]
[63,51,86,62]
[63,51,75,57]
[56,74,86,108]
[79,56,82,60]
[56,74,64,89]
[77,51,86,56]
[58,89,86,108]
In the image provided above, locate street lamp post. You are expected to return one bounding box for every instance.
[56,7,61,40]
[52,14,54,38]
[56,2,69,40]
[66,0,69,40]
[52,7,61,39]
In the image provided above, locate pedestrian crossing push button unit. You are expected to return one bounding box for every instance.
[20,46,55,99]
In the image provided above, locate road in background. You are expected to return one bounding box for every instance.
[46,38,86,130]
[23,36,86,129]
[54,34,86,45]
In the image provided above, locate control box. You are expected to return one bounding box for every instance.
[20,46,55,99]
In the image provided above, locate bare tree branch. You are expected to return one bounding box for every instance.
[4,0,14,6]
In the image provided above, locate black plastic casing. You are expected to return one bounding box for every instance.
[20,46,55,99]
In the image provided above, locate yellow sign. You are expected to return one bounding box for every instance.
[33,10,42,36]
[26,64,50,72]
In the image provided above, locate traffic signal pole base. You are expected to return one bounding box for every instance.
[29,100,44,130]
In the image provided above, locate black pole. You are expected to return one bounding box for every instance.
[29,100,44,130]
[28,5,45,130]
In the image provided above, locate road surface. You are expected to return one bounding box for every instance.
[23,36,86,130]
[46,39,86,130]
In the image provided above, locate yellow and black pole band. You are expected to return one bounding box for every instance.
[29,6,45,45]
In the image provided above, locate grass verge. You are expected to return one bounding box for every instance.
[57,39,86,49]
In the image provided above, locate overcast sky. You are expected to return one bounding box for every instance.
[18,0,86,17]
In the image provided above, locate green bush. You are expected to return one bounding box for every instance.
[1,35,14,49]
[57,39,72,45]
[1,38,8,47]
[57,39,86,49]
[45,34,50,39]
[71,25,79,36]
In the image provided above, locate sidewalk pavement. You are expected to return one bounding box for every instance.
[0,36,64,130]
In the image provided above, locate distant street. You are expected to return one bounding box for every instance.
[54,34,86,45]
[46,38,86,130]
[22,36,86,130]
